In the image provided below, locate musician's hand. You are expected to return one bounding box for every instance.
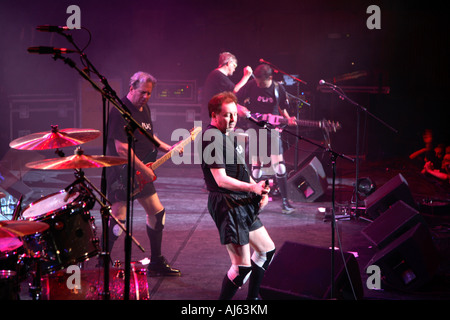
[237,104,250,118]
[243,66,253,78]
[287,116,297,126]
[171,144,184,156]
[251,180,270,196]
[142,165,156,181]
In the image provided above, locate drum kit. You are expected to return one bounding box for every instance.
[0,125,138,300]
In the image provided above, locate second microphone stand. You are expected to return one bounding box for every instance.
[321,83,397,217]
[247,116,354,299]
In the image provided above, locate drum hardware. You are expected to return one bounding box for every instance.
[0,220,51,300]
[62,168,146,300]
[0,270,19,300]
[9,123,144,299]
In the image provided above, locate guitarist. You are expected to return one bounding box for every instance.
[236,63,296,214]
[201,92,275,300]
[106,71,180,276]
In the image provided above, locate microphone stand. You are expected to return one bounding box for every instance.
[48,51,155,300]
[260,59,307,85]
[246,115,354,299]
[320,83,397,217]
[285,91,310,172]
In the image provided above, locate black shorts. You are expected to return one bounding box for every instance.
[208,192,263,246]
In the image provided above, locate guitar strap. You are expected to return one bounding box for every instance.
[273,82,280,113]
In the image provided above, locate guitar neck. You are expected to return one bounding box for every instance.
[295,119,322,128]
[150,150,173,171]
[256,113,340,131]
[147,129,199,170]
[259,113,322,128]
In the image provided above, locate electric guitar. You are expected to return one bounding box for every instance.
[124,126,201,197]
[254,113,342,132]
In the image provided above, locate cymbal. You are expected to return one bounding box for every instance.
[25,149,128,170]
[0,220,49,238]
[9,125,101,150]
[0,237,23,252]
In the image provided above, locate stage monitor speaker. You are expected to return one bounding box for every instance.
[260,241,363,300]
[283,139,323,169]
[287,156,327,202]
[361,200,426,249]
[364,173,415,220]
[366,223,439,291]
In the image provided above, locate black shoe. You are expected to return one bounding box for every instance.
[147,255,181,277]
[281,198,295,214]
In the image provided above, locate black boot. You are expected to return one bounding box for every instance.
[247,249,276,300]
[146,225,180,277]
[276,173,295,214]
[281,198,295,214]
[219,274,240,300]
[147,255,181,277]
[246,260,265,300]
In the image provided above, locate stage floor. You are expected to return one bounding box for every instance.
[2,158,450,303]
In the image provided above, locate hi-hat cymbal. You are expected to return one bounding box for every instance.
[25,149,128,170]
[0,220,49,238]
[9,125,101,150]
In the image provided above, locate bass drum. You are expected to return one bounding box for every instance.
[21,190,99,273]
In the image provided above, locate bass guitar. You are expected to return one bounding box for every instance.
[124,126,201,197]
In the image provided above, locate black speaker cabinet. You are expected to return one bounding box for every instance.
[283,139,323,169]
[287,156,328,202]
[364,173,416,220]
[361,200,426,249]
[260,241,363,300]
[366,223,439,291]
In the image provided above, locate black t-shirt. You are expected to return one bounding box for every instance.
[201,125,250,194]
[236,79,289,115]
[201,69,236,124]
[107,96,158,163]
[203,69,235,102]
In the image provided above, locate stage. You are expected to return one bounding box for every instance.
[2,156,450,302]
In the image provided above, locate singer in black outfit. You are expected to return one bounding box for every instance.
[106,71,180,276]
[201,91,275,300]
[202,52,253,126]
[236,63,296,214]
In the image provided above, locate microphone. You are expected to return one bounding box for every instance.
[36,25,70,33]
[259,58,270,65]
[319,79,336,87]
[245,112,267,128]
[27,46,77,54]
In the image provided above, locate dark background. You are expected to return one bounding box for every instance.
[0,0,448,162]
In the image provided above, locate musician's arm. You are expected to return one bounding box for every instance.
[233,66,253,94]
[150,135,184,159]
[279,106,297,125]
[114,139,156,180]
[210,168,268,195]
